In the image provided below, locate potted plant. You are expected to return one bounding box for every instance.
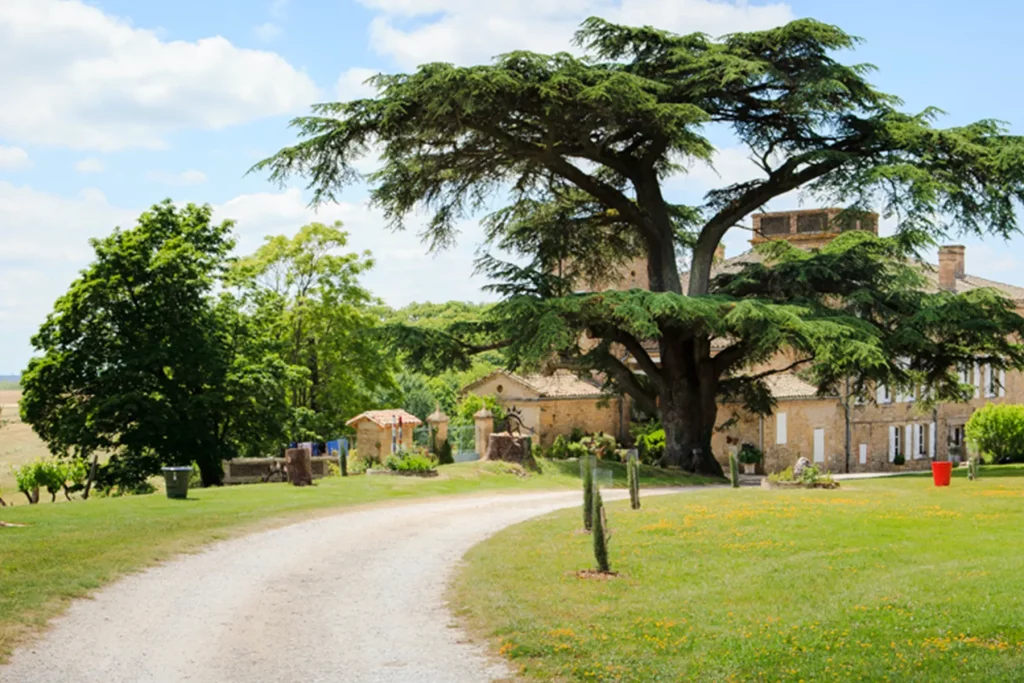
[893,451,906,469]
[737,443,763,475]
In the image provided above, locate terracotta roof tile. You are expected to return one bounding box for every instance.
[518,370,607,398]
[764,372,821,400]
[346,409,423,428]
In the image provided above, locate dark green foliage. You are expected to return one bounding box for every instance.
[592,486,611,573]
[632,423,665,465]
[257,17,1024,476]
[567,442,589,460]
[893,452,907,466]
[232,222,396,443]
[436,438,455,465]
[627,451,641,510]
[581,454,595,531]
[549,435,571,459]
[729,452,740,488]
[21,202,293,488]
[384,450,438,473]
[965,404,1024,463]
[569,427,586,444]
[737,443,764,465]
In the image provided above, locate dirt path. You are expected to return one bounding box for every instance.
[1,488,692,682]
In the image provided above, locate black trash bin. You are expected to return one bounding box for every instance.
[161,466,192,499]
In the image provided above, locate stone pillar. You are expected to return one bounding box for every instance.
[474,408,493,457]
[427,406,450,449]
[938,245,965,290]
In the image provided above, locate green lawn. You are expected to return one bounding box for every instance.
[0,458,708,662]
[453,466,1024,682]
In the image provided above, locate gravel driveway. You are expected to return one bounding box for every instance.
[1,487,691,683]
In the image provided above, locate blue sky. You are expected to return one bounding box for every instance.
[2,0,1023,373]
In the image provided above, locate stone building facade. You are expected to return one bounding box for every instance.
[462,370,627,447]
[346,409,422,461]
[708,209,1024,473]
[467,207,1024,473]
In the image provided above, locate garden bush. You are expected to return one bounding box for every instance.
[549,434,571,459]
[737,443,764,465]
[384,449,438,473]
[566,442,589,460]
[966,403,1024,463]
[634,426,665,465]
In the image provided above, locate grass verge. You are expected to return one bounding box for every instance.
[453,466,1024,682]
[0,457,709,662]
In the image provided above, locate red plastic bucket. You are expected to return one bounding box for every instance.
[932,461,953,487]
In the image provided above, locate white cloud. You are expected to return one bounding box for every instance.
[0,0,321,151]
[361,0,793,69]
[147,169,208,186]
[336,67,381,101]
[0,146,30,170]
[254,22,282,41]
[75,157,105,174]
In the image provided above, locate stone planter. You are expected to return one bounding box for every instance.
[743,463,756,475]
[366,469,439,478]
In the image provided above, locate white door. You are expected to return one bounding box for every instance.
[813,428,825,463]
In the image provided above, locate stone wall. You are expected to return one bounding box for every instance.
[537,397,623,447]
[223,456,337,485]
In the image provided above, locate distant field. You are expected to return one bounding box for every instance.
[0,391,52,499]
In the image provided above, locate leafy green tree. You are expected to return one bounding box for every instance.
[21,201,291,487]
[256,18,1024,475]
[966,404,1024,463]
[232,222,397,441]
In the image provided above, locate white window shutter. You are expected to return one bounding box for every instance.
[985,364,994,397]
[906,425,913,459]
[859,443,868,465]
[776,413,787,445]
[888,426,897,461]
[929,422,936,459]
[813,428,825,463]
[975,362,981,398]
[1000,369,1007,397]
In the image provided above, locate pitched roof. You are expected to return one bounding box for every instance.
[463,369,607,399]
[763,372,822,400]
[346,409,423,428]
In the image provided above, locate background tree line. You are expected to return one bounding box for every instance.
[20,201,497,490]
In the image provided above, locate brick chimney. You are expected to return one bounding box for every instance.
[714,244,726,264]
[938,245,965,290]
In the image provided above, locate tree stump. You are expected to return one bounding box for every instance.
[485,434,537,469]
[285,448,314,486]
